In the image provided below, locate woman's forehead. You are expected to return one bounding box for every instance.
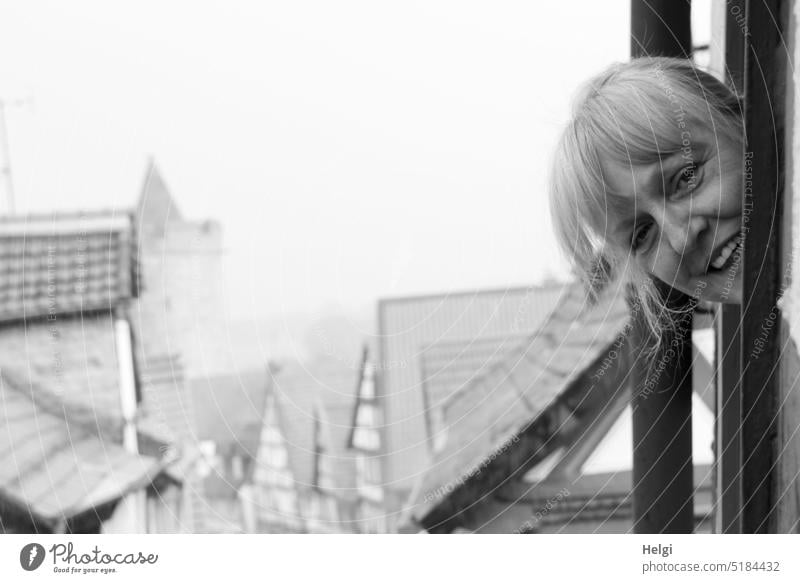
[586,106,724,164]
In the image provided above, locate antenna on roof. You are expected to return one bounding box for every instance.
[0,97,33,216]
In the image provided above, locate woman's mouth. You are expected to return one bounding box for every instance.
[708,233,743,272]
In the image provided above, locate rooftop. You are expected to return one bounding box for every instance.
[408,282,630,524]
[0,372,165,530]
[0,210,138,322]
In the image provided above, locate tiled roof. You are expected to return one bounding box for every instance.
[409,282,630,521]
[0,373,164,528]
[378,284,570,492]
[0,315,127,442]
[0,211,138,322]
[420,333,528,441]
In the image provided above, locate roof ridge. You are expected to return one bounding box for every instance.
[378,281,572,307]
[0,208,133,223]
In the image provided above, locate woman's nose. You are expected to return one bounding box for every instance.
[661,211,708,254]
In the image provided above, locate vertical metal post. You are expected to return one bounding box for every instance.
[631,0,692,59]
[630,0,695,534]
[715,304,742,533]
[725,0,746,95]
[629,285,695,533]
[738,0,784,534]
[713,0,746,535]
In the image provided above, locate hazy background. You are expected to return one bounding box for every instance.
[0,1,710,358]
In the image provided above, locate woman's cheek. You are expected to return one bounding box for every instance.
[649,249,685,288]
[718,156,745,214]
[643,248,667,281]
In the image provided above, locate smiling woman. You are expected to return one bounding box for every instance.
[549,57,744,341]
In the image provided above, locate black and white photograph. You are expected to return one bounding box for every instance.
[0,1,798,578]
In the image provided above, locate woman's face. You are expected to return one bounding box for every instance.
[601,127,743,304]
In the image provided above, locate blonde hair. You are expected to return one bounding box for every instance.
[549,57,743,346]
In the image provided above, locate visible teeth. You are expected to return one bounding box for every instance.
[711,236,741,269]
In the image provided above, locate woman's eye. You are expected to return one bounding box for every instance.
[631,223,652,251]
[673,163,701,197]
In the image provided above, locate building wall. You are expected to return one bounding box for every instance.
[134,219,229,379]
[132,208,228,532]
[145,487,186,534]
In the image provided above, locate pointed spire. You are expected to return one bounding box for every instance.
[252,387,305,532]
[311,399,335,492]
[312,403,321,490]
[306,398,341,531]
[348,345,381,452]
[136,157,182,236]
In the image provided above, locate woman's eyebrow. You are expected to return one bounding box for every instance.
[623,151,688,201]
[609,151,687,195]
[654,151,691,186]
[607,153,687,242]
[603,150,689,233]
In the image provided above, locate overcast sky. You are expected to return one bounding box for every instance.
[0,2,710,322]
